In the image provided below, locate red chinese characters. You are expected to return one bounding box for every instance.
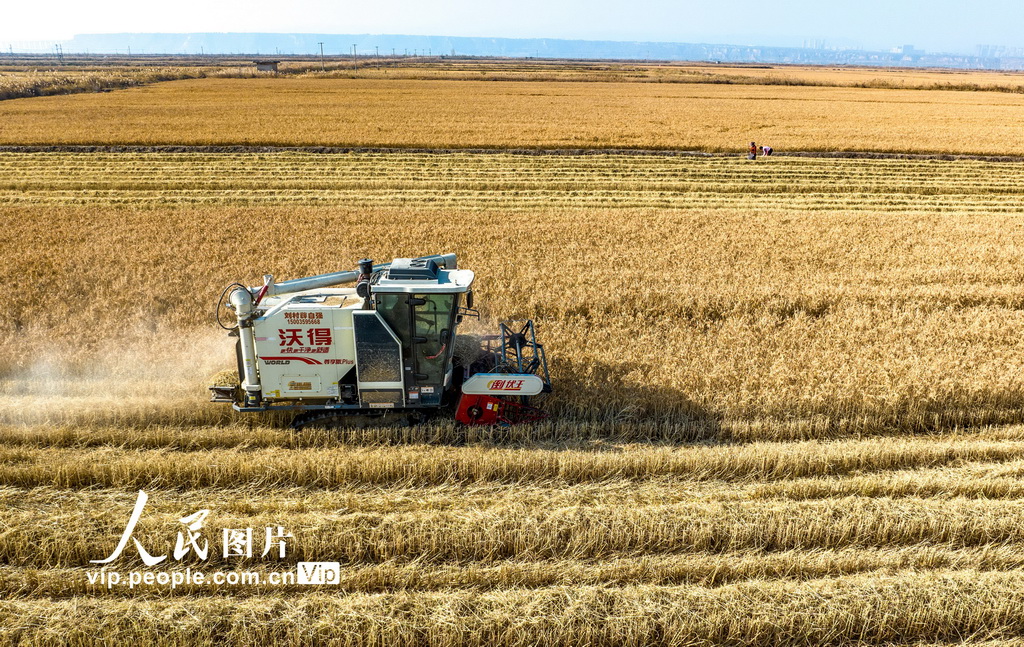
[278,328,332,353]
[307,328,331,346]
[486,379,525,391]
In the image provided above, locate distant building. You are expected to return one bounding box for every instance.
[254,60,279,72]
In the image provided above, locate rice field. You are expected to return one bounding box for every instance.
[0,77,1023,153]
[5,151,1024,433]
[5,58,1022,103]
[3,68,1024,644]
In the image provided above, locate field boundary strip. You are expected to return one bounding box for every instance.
[0,145,1021,163]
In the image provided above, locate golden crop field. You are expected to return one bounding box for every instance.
[3,140,1024,645]
[663,63,1024,90]
[363,59,1024,91]
[6,57,1023,98]
[1,77,1023,153]
[275,59,1024,91]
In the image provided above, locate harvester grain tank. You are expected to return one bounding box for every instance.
[210,254,551,427]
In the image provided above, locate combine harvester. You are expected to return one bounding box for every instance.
[210,254,551,428]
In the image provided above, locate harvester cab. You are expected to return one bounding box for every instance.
[210,254,551,428]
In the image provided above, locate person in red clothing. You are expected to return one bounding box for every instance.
[748,142,757,160]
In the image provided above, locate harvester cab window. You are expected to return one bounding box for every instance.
[413,294,455,389]
[374,293,457,401]
[375,294,411,347]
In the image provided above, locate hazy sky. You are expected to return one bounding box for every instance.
[5,0,1022,54]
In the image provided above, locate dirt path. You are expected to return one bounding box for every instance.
[0,145,1021,162]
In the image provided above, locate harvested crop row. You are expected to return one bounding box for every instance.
[4,421,1024,450]
[1,435,1023,488]
[9,489,1024,566]
[2,154,1022,208]
[7,547,1024,598]
[5,572,1024,646]
[6,191,1021,213]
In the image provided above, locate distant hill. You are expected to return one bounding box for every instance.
[56,32,1020,70]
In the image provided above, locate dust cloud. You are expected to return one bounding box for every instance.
[0,325,235,426]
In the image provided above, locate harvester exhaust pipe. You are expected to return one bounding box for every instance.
[356,258,373,306]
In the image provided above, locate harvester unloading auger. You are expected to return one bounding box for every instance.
[210,254,552,428]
